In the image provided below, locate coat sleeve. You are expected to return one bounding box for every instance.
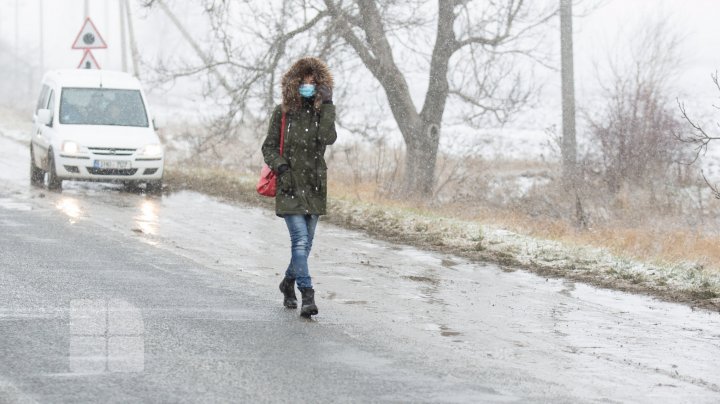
[317,104,337,146]
[261,106,288,171]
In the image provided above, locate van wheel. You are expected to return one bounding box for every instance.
[30,146,45,187]
[47,151,62,191]
[146,180,163,196]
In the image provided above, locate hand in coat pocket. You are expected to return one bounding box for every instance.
[278,169,293,194]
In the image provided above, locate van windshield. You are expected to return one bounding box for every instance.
[59,88,149,127]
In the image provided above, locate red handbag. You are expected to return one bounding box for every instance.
[256,112,287,197]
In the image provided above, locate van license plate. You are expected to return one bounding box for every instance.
[93,160,131,169]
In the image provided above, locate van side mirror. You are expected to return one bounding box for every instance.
[153,115,166,130]
[37,109,53,126]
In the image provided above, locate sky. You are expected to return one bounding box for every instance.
[1,0,720,121]
[573,0,720,101]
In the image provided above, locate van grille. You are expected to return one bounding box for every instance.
[88,147,136,156]
[87,168,138,176]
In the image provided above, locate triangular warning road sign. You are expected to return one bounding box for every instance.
[77,50,101,69]
[71,17,107,49]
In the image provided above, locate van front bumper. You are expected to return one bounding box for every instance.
[56,154,164,181]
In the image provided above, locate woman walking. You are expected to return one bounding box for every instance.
[261,57,336,318]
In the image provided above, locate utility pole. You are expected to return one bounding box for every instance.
[14,0,19,84]
[39,0,44,73]
[560,0,577,184]
[104,0,111,67]
[560,0,586,228]
[119,0,128,72]
[125,0,141,78]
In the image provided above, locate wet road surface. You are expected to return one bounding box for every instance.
[1,128,720,402]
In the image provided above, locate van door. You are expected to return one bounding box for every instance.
[31,84,50,167]
[36,88,56,170]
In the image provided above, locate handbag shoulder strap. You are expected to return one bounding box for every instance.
[280,112,287,156]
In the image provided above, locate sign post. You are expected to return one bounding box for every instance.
[72,17,107,69]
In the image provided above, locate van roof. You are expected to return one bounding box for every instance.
[43,69,142,90]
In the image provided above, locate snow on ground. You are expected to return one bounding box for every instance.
[328,195,720,301]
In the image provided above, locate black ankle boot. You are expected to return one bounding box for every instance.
[299,288,318,318]
[279,277,297,309]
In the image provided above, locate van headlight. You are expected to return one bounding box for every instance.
[61,141,80,154]
[138,144,163,157]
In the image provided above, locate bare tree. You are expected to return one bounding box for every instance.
[586,17,687,193]
[143,0,556,197]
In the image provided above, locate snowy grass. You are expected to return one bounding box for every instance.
[326,187,720,302]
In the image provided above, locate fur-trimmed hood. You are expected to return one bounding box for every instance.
[281,57,334,114]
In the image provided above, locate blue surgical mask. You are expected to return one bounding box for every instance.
[299,84,316,98]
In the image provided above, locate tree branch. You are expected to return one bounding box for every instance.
[419,0,457,124]
[322,0,379,70]
[453,0,524,50]
[702,170,720,199]
[323,0,421,137]
[154,0,235,95]
[262,9,329,108]
[676,98,720,164]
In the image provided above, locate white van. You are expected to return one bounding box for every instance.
[30,69,164,193]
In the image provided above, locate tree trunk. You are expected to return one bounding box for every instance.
[560,0,577,184]
[325,0,453,198]
[402,121,442,197]
[402,0,455,198]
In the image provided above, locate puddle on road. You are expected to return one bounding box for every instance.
[133,200,159,236]
[402,275,439,284]
[558,280,576,297]
[56,197,83,223]
[440,258,459,268]
[338,300,368,305]
[439,325,462,337]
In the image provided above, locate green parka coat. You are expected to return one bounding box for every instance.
[261,57,337,216]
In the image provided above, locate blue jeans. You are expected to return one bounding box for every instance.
[283,214,319,289]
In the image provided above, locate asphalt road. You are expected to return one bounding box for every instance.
[1,121,720,403]
[0,191,511,403]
